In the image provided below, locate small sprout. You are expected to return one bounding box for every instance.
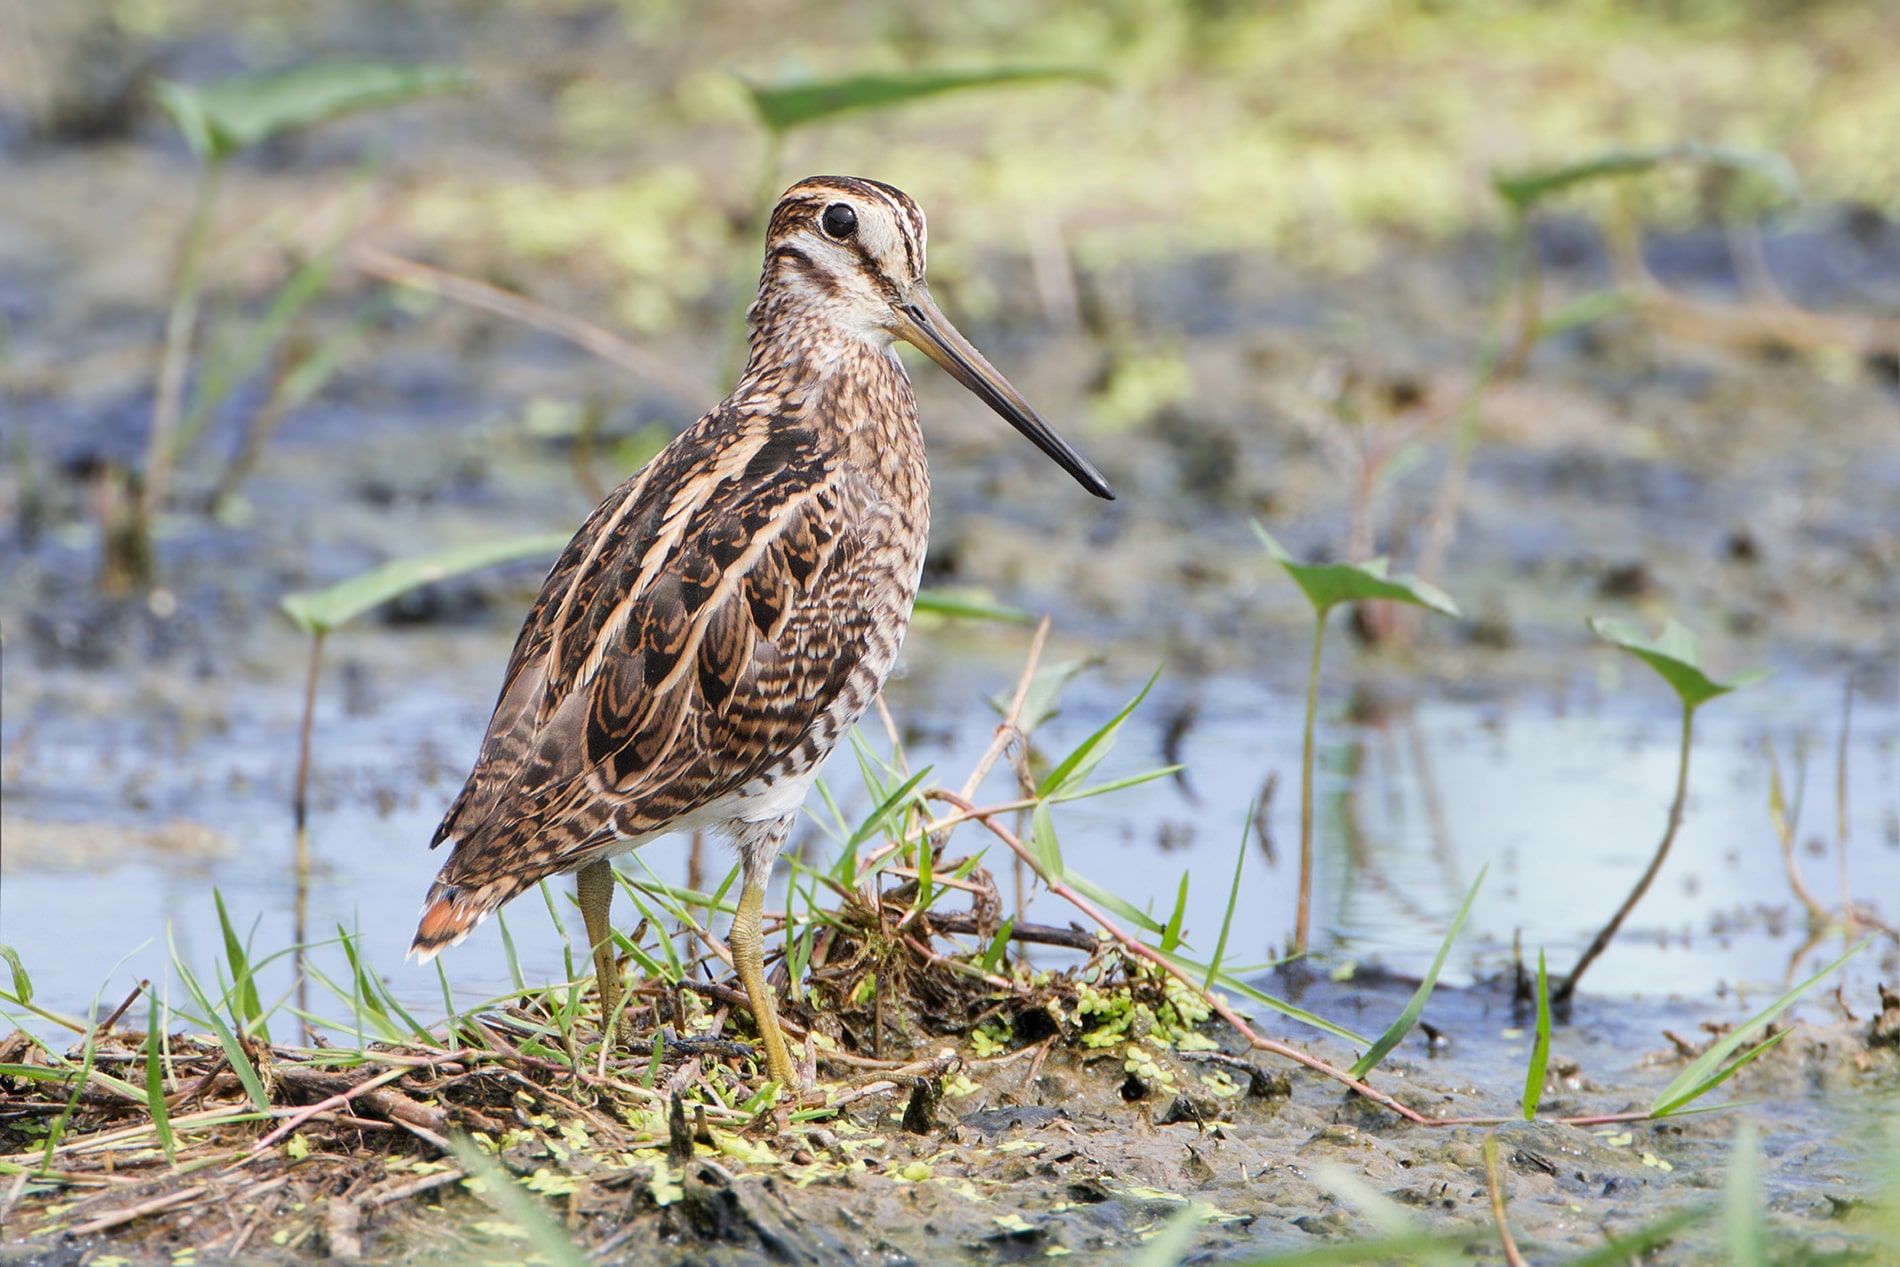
[1255,524,1459,953]
[1558,618,1768,1002]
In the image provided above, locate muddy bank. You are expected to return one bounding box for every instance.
[4,969,1895,1265]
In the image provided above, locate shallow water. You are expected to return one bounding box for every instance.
[4,614,1893,1038]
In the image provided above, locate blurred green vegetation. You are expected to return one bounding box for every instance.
[55,0,1888,331]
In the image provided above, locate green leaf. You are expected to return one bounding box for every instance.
[1589,617,1769,712]
[0,944,31,1005]
[169,930,270,1112]
[214,891,268,1042]
[1028,802,1065,883]
[990,656,1099,735]
[848,766,934,850]
[980,918,1015,976]
[1562,1207,1711,1267]
[447,1138,591,1267]
[911,588,1033,624]
[1204,821,1249,991]
[1522,950,1551,1120]
[1349,866,1485,1079]
[1049,765,1181,804]
[1536,288,1634,339]
[1492,142,1800,212]
[1130,1205,1200,1267]
[281,532,569,634]
[144,992,176,1165]
[1224,1233,1466,1266]
[743,66,1101,134]
[154,61,473,163]
[1725,1120,1767,1267]
[1036,667,1163,799]
[1253,522,1459,618]
[1650,939,1868,1116]
[1160,873,1189,954]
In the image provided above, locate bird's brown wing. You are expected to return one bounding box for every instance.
[413,407,896,950]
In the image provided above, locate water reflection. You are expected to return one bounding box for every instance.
[1,628,1895,1034]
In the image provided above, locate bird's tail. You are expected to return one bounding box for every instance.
[409,874,530,962]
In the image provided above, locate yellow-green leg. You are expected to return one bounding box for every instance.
[729,877,797,1087]
[576,859,622,1025]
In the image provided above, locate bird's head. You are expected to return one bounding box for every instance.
[757,175,1114,500]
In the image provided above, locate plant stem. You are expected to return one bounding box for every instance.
[1413,206,1527,601]
[1556,705,1696,1004]
[1484,1135,1530,1267]
[1294,607,1328,954]
[293,630,324,1042]
[143,158,225,538]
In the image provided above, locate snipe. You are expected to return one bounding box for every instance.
[409,176,1113,1087]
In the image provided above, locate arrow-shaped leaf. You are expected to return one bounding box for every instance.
[1589,617,1770,712]
[1492,142,1800,212]
[743,66,1102,134]
[155,61,473,163]
[281,532,569,635]
[1253,522,1459,618]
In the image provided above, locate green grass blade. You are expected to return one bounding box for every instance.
[447,1137,591,1267]
[1068,870,1164,935]
[1522,949,1551,1120]
[144,991,176,1165]
[743,65,1100,134]
[169,930,270,1112]
[1649,939,1867,1116]
[1160,873,1189,953]
[1491,141,1798,211]
[40,1026,100,1172]
[1205,820,1249,990]
[911,588,1034,623]
[1652,1030,1787,1119]
[1131,1205,1200,1267]
[1725,1120,1766,1267]
[496,909,526,993]
[1036,667,1163,799]
[0,944,33,1003]
[1048,765,1183,803]
[1561,1206,1710,1267]
[281,532,570,634]
[849,766,934,849]
[623,890,684,982]
[981,918,1015,976]
[1225,1234,1465,1266]
[1349,866,1485,1079]
[213,890,268,1040]
[1028,802,1065,883]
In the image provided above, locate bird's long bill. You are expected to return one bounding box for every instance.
[893,286,1115,500]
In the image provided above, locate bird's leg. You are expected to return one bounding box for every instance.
[729,816,797,1089]
[576,859,623,1030]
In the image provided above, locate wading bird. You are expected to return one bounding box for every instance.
[409,176,1113,1086]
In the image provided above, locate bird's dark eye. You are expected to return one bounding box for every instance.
[821,203,858,240]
